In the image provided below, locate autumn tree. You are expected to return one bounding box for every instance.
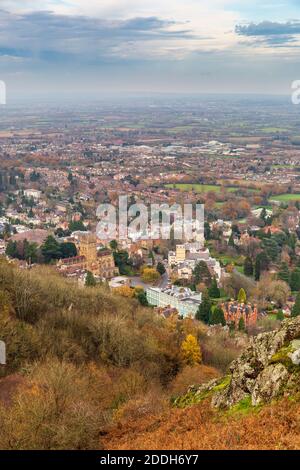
[141,267,160,283]
[254,275,290,310]
[114,285,135,298]
[180,334,202,366]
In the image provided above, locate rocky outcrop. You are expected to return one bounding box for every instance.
[176,317,300,410]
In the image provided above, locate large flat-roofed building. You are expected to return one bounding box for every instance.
[146,286,202,318]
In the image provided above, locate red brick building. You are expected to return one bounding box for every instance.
[222,301,258,327]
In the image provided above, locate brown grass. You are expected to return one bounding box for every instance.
[103,397,300,450]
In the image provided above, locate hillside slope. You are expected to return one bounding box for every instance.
[104,317,300,450]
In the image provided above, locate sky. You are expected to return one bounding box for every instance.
[1,0,300,98]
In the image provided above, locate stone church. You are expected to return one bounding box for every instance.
[57,233,118,279]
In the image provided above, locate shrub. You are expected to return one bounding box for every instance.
[0,359,105,450]
[169,364,219,396]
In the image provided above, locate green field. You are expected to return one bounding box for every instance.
[261,127,289,133]
[165,183,237,193]
[271,164,295,169]
[270,194,300,202]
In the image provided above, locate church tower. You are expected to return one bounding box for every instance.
[78,233,97,269]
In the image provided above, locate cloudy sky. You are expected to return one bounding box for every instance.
[1,0,300,98]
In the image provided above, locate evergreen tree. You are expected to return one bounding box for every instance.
[85,271,96,287]
[260,207,267,224]
[24,241,38,264]
[262,238,279,262]
[113,250,133,275]
[289,268,300,291]
[109,239,118,251]
[255,256,261,281]
[69,220,87,232]
[156,262,166,275]
[60,242,77,259]
[196,290,212,324]
[5,240,18,258]
[208,277,220,298]
[255,252,269,281]
[209,306,226,326]
[238,317,246,331]
[30,170,40,182]
[193,261,212,287]
[204,222,211,241]
[228,233,235,247]
[276,309,285,321]
[292,291,300,317]
[231,225,241,237]
[278,262,290,285]
[41,236,62,263]
[136,290,148,306]
[244,256,253,276]
[237,288,247,304]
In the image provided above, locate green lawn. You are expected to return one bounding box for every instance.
[165,183,237,193]
[235,266,244,274]
[270,193,300,202]
[271,164,295,169]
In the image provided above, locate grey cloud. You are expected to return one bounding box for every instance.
[0,10,195,63]
[235,20,300,46]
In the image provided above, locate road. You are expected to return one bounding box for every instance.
[129,271,169,290]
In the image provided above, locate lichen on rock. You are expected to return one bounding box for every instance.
[174,316,300,410]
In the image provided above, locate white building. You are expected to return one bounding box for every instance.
[168,244,222,280]
[146,286,202,318]
[24,189,42,200]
